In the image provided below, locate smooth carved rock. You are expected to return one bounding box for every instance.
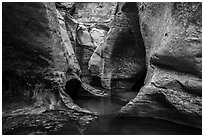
[120,2,202,128]
[2,3,70,108]
[89,2,146,90]
[2,2,95,114]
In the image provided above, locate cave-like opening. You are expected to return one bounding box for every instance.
[65,78,81,99]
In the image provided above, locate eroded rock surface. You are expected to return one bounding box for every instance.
[2,2,97,134]
[120,2,202,128]
[2,2,70,109]
[56,2,109,97]
[60,2,113,95]
[2,2,202,134]
[89,2,147,90]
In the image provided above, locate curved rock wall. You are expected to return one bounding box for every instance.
[89,2,147,90]
[2,2,202,129]
[121,2,202,128]
[56,2,109,97]
[3,3,66,108]
[2,2,85,111]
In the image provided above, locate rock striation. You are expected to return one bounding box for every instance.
[120,2,202,128]
[2,2,202,131]
[2,2,98,134]
[2,2,97,114]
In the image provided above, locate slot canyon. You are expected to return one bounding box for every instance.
[2,2,202,135]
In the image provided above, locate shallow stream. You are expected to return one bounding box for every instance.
[74,91,201,135]
[3,90,202,135]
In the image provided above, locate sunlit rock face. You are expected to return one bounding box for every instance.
[120,2,202,128]
[89,2,147,90]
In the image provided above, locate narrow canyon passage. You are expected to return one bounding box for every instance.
[63,2,147,116]
[2,2,202,135]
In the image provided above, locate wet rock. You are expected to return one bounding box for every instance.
[120,2,202,128]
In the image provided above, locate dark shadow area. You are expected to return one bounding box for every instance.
[121,2,138,13]
[90,76,102,87]
[94,24,110,32]
[111,2,147,94]
[131,70,147,91]
[65,79,81,99]
[2,70,36,113]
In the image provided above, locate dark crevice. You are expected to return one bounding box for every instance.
[65,79,81,99]
[131,74,146,91]
[64,2,147,107]
[90,76,102,87]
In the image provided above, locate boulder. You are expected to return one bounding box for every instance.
[120,2,202,128]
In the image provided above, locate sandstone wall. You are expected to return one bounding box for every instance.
[121,2,202,128]
[89,3,147,90]
[2,2,77,110]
